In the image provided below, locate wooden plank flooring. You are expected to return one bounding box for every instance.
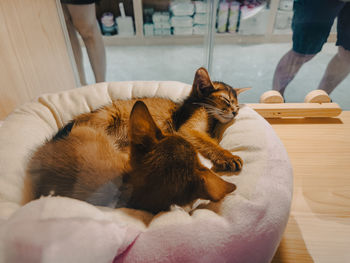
[270,111,350,263]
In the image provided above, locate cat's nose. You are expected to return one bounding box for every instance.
[232,111,237,117]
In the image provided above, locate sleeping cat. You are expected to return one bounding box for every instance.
[26,67,248,213]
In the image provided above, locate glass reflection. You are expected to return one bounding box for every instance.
[60,0,350,109]
[61,0,106,85]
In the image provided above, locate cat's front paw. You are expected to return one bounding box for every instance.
[212,151,243,172]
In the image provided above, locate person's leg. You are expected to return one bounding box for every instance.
[272,50,315,96]
[272,0,345,97]
[318,46,350,94]
[67,3,106,83]
[318,3,350,94]
[62,4,87,85]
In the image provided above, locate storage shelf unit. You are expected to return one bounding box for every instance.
[97,0,336,46]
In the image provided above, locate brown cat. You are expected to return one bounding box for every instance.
[26,67,247,213]
[173,68,249,172]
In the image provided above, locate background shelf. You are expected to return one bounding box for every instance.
[96,0,336,46]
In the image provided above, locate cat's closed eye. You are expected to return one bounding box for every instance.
[219,96,231,106]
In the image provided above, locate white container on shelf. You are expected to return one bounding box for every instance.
[154,28,162,36]
[152,12,163,23]
[154,21,171,29]
[274,9,293,30]
[161,28,171,35]
[152,12,170,23]
[279,0,293,11]
[154,28,172,36]
[217,1,229,33]
[228,1,240,33]
[193,13,207,25]
[116,2,134,36]
[101,12,116,35]
[161,12,170,22]
[143,23,154,36]
[193,24,206,35]
[239,9,270,35]
[170,16,193,27]
[194,1,207,13]
[170,0,194,16]
[173,26,193,35]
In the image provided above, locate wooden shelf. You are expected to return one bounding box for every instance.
[248,102,342,118]
[101,33,336,46]
[101,33,293,46]
[96,0,337,46]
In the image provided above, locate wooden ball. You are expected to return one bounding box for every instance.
[260,90,284,103]
[304,90,331,103]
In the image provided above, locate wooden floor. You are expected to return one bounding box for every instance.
[269,111,350,263]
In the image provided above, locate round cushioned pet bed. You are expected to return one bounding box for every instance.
[0,81,293,263]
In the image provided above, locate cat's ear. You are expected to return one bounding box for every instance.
[198,170,236,202]
[129,101,163,150]
[191,67,215,97]
[234,87,251,96]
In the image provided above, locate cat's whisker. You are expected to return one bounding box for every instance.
[202,106,220,112]
[193,100,217,108]
[193,102,225,114]
[193,102,211,108]
[207,111,229,119]
[204,108,223,115]
[205,109,222,114]
[203,97,218,105]
[205,111,218,117]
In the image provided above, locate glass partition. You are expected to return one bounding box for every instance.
[209,0,350,109]
[74,0,210,85]
[60,0,350,109]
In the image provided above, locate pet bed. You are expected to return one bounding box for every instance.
[0,81,293,263]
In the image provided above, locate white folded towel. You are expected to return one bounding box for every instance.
[173,26,193,35]
[170,0,194,16]
[170,16,193,27]
[194,1,207,13]
[193,13,207,25]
